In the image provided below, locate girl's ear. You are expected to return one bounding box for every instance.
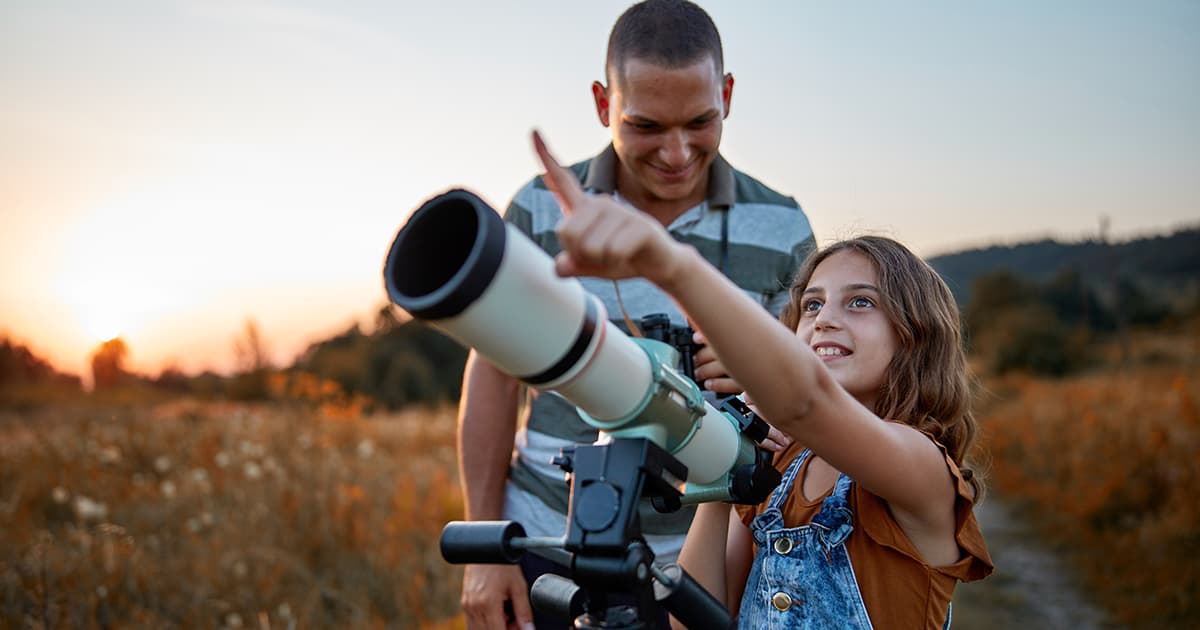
[592,81,610,127]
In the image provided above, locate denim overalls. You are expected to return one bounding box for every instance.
[737,449,955,629]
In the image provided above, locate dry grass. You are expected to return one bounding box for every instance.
[0,400,465,628]
[977,326,1199,628]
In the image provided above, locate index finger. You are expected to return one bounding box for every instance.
[532,129,585,212]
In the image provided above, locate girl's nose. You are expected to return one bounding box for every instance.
[813,306,841,330]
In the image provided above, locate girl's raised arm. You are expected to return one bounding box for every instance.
[535,131,956,526]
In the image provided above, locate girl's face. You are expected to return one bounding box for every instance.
[795,250,899,411]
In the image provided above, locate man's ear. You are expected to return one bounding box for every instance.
[722,73,734,119]
[592,81,611,127]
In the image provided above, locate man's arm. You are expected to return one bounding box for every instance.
[457,350,534,630]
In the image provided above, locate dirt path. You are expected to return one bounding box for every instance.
[951,497,1125,630]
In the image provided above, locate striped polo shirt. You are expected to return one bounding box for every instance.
[500,145,816,556]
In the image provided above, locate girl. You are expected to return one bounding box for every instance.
[532,131,993,628]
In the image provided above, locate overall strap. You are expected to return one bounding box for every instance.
[811,473,856,547]
[766,449,811,510]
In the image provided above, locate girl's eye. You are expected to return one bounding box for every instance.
[850,296,875,309]
[802,299,823,314]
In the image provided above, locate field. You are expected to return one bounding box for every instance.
[0,401,464,628]
[2,324,1197,628]
[977,363,1199,627]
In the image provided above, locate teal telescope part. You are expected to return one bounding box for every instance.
[383,189,770,504]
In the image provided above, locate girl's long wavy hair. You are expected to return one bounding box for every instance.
[780,236,985,501]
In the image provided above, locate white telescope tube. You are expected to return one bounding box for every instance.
[383,189,740,481]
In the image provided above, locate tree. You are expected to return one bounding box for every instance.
[90,337,129,389]
[234,319,270,372]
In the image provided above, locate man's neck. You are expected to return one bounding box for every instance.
[615,172,710,228]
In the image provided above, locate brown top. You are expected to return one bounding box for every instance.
[735,437,993,629]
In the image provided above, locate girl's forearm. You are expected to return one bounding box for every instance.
[658,246,832,435]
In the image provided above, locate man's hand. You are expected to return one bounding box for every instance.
[462,564,534,630]
[691,330,792,452]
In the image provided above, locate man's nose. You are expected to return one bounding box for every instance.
[659,129,693,168]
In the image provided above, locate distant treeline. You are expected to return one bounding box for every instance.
[0,337,80,389]
[4,227,1197,410]
[930,226,1200,307]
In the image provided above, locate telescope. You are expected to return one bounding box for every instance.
[383,188,779,628]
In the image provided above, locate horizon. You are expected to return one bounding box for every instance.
[3,0,1197,379]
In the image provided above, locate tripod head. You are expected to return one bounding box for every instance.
[441,437,734,629]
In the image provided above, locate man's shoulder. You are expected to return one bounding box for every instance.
[727,166,802,212]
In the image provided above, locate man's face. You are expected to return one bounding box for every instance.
[595,56,732,210]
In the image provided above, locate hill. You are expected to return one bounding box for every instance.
[928,226,1200,306]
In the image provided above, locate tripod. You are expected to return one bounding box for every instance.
[441,438,735,629]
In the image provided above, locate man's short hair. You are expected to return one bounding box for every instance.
[606,0,724,85]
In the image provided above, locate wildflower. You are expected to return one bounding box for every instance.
[98,446,121,464]
[357,439,375,459]
[215,451,231,469]
[187,517,202,533]
[51,486,70,504]
[191,468,210,483]
[73,495,108,521]
[239,440,263,457]
[225,612,243,628]
[297,432,313,449]
[160,480,176,499]
[243,461,262,480]
[154,455,172,473]
[200,511,214,526]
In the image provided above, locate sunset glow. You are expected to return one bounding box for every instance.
[2,0,1197,379]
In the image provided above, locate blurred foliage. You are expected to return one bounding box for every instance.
[292,307,468,410]
[0,337,82,410]
[977,320,1200,628]
[963,263,1174,376]
[90,338,131,390]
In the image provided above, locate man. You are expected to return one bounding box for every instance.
[458,1,817,628]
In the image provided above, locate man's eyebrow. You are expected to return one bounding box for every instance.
[622,114,660,124]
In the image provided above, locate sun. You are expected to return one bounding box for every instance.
[79,308,128,344]
[53,200,193,350]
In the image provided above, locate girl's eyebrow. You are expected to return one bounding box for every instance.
[802,283,880,296]
[845,283,881,293]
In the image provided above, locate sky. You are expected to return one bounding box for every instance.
[2,0,1197,380]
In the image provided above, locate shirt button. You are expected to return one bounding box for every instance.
[773,537,793,555]
[771,591,794,611]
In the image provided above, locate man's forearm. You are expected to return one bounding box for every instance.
[457,351,522,521]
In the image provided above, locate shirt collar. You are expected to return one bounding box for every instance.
[583,144,736,210]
